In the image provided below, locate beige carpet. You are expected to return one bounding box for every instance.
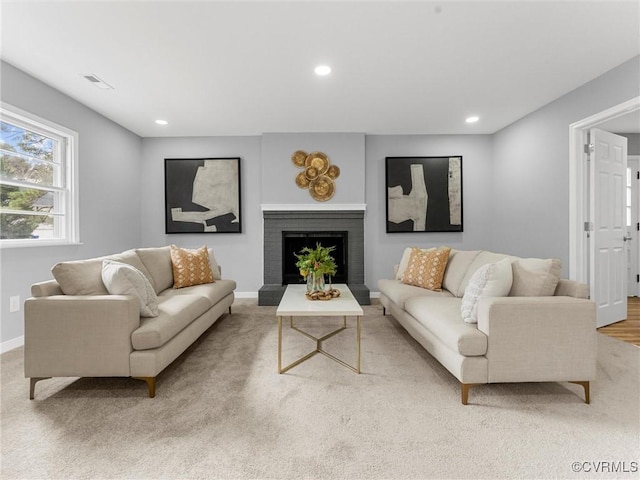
[1,299,639,480]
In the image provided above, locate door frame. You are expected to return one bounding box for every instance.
[569,96,640,284]
[627,156,640,297]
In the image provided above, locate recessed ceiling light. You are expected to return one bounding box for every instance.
[155,119,168,125]
[314,65,331,76]
[465,116,479,124]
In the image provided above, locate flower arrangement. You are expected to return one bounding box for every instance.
[294,243,337,287]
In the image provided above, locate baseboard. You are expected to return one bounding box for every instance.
[234,292,259,299]
[1,335,24,354]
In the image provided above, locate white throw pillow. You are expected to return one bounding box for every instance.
[461,258,513,324]
[101,260,159,317]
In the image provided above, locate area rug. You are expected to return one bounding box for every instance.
[1,299,638,479]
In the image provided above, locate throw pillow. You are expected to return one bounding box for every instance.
[170,245,215,289]
[401,246,451,291]
[208,248,221,280]
[460,258,513,324]
[101,260,159,317]
[509,257,562,296]
[395,246,435,280]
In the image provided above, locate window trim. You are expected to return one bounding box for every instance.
[0,102,80,248]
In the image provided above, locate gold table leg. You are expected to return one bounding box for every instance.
[278,315,362,374]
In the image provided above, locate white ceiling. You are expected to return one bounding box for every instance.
[1,1,639,138]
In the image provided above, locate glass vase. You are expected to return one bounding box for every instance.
[306,273,325,292]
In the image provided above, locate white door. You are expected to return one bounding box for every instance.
[626,158,639,297]
[590,128,628,327]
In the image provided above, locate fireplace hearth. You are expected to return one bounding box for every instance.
[259,209,369,305]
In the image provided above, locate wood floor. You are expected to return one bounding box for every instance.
[597,297,640,347]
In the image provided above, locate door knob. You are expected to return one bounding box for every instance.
[624,236,633,242]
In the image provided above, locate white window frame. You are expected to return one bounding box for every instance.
[0,103,79,248]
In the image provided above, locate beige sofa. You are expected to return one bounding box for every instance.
[378,249,596,405]
[25,246,236,399]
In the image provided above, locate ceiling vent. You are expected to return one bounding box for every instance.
[81,74,114,90]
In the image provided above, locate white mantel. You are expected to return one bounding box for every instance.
[261,204,366,211]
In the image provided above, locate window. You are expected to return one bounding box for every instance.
[0,104,78,247]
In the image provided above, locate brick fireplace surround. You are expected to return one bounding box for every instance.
[258,208,370,306]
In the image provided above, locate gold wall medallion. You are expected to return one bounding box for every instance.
[309,175,334,202]
[295,171,311,189]
[291,150,307,167]
[291,150,339,202]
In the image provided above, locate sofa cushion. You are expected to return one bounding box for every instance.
[378,279,453,309]
[401,246,451,291]
[101,260,159,317]
[170,245,215,289]
[509,257,562,296]
[52,249,155,296]
[405,296,487,356]
[461,258,513,324]
[455,251,514,297]
[159,279,236,308]
[131,294,211,350]
[441,249,481,296]
[136,246,173,293]
[136,246,222,294]
[207,248,222,280]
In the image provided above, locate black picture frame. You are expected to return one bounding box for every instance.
[165,157,242,234]
[385,156,463,233]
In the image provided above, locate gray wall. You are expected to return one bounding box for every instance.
[139,137,263,294]
[364,135,494,287]
[261,133,365,205]
[491,56,640,274]
[0,62,143,346]
[2,55,638,347]
[617,133,640,155]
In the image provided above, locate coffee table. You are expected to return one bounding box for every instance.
[277,284,364,374]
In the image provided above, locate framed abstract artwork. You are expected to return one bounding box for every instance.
[165,157,241,234]
[385,156,463,233]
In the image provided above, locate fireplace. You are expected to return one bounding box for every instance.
[282,231,348,285]
[259,209,369,305]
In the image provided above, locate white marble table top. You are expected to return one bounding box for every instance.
[276,284,364,317]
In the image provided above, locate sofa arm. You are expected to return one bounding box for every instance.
[31,279,63,297]
[24,295,141,378]
[476,296,596,383]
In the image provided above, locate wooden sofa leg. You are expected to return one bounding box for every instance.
[461,383,481,405]
[569,381,590,404]
[133,377,156,398]
[382,307,386,315]
[29,377,51,400]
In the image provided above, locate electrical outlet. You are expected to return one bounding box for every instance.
[9,296,20,313]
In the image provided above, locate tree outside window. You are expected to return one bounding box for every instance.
[0,105,77,246]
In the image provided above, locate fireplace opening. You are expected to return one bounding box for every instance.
[282,231,348,285]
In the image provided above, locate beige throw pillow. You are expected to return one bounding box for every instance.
[509,257,562,296]
[170,245,215,289]
[401,247,451,291]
